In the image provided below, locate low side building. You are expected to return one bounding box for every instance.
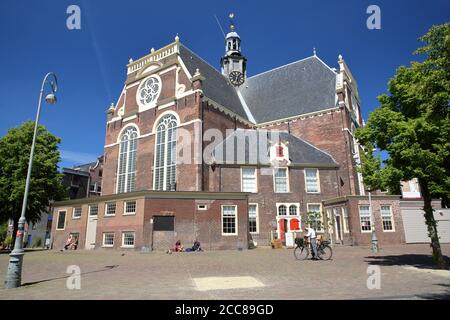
[323,195,405,246]
[51,191,249,251]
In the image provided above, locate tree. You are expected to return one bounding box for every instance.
[0,121,66,247]
[356,23,450,269]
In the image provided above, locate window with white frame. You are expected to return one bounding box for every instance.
[241,168,257,192]
[154,114,178,191]
[305,169,320,193]
[89,204,98,216]
[307,204,323,232]
[342,207,349,233]
[249,204,258,234]
[381,205,394,231]
[56,211,66,230]
[122,232,135,247]
[359,205,372,232]
[124,200,137,215]
[102,233,115,247]
[117,127,138,194]
[72,207,81,219]
[326,209,334,234]
[105,202,116,216]
[289,205,298,216]
[278,205,287,216]
[222,205,237,235]
[274,168,288,193]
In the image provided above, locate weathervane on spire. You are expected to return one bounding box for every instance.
[229,13,235,31]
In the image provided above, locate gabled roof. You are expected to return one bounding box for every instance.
[240,56,337,123]
[212,129,338,167]
[179,45,251,122]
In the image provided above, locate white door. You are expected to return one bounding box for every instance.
[402,208,450,243]
[85,215,97,249]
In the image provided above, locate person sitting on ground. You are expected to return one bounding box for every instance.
[166,240,184,254]
[63,234,73,250]
[185,240,203,252]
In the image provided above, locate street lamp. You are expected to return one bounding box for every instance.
[4,73,58,289]
[368,189,379,253]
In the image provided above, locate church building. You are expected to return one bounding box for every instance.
[51,23,405,250]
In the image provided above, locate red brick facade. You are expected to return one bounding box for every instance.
[51,38,406,250]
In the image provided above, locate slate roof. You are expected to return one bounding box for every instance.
[179,45,251,121]
[239,56,338,123]
[211,129,338,167]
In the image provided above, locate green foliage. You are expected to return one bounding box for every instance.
[305,211,323,231]
[355,23,450,200]
[33,237,43,248]
[4,235,12,247]
[0,222,7,243]
[0,121,66,226]
[356,23,450,269]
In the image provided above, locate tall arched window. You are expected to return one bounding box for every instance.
[154,114,178,191]
[117,127,138,193]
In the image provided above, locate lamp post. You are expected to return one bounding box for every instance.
[368,190,379,253]
[4,73,58,289]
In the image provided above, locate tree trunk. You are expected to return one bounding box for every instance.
[419,179,447,269]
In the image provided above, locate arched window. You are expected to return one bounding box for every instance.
[289,205,298,216]
[117,127,138,193]
[154,114,178,191]
[278,205,287,216]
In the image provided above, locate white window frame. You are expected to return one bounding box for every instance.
[276,203,302,233]
[307,203,324,233]
[305,168,320,193]
[105,202,116,217]
[123,200,137,216]
[221,205,238,236]
[241,167,257,193]
[72,207,82,219]
[381,205,395,232]
[342,207,350,233]
[116,126,138,194]
[248,203,259,234]
[273,167,289,193]
[102,233,115,247]
[121,231,136,248]
[88,204,98,216]
[359,205,372,233]
[56,210,67,230]
[153,113,178,191]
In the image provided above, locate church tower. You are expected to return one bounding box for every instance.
[220,14,247,86]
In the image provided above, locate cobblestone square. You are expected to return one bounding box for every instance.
[0,244,449,300]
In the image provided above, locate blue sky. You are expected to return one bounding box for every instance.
[0,0,449,168]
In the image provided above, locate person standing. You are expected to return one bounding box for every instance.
[305,226,319,260]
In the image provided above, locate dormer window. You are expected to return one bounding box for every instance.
[276,145,284,157]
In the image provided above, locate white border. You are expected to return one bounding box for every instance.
[56,209,67,230]
[249,203,259,234]
[241,167,257,193]
[304,168,321,193]
[221,205,238,236]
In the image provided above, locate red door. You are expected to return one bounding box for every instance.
[278,219,286,241]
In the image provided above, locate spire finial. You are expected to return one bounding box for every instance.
[175,33,179,42]
[229,13,235,31]
[313,47,317,56]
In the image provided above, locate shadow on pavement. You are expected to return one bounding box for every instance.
[417,284,450,300]
[364,254,450,270]
[21,265,119,287]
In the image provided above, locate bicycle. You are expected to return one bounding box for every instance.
[294,237,333,260]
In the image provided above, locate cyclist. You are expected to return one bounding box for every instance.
[305,225,319,260]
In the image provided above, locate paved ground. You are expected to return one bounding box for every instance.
[0,244,449,300]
